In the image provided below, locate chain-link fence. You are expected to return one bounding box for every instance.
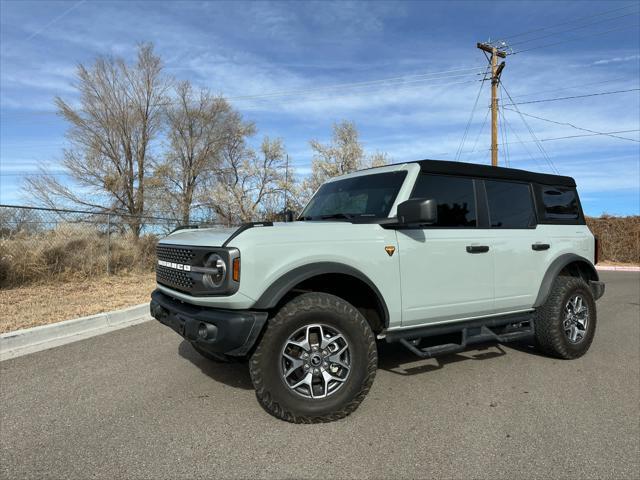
[0,204,225,289]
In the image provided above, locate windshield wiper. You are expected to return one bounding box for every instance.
[318,213,357,220]
[298,213,359,221]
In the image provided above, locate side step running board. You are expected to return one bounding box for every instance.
[387,313,535,359]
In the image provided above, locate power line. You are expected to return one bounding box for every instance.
[235,78,485,108]
[511,23,639,55]
[501,83,559,174]
[499,102,511,167]
[525,129,640,142]
[455,67,490,161]
[223,67,487,101]
[501,110,546,170]
[502,107,640,143]
[505,9,639,47]
[504,88,640,106]
[511,77,634,99]
[468,107,491,156]
[492,3,638,44]
[2,71,487,116]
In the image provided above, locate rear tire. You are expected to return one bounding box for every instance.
[249,292,378,423]
[535,275,596,359]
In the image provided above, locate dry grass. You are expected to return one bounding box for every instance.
[586,215,640,264]
[0,272,155,334]
[0,224,157,289]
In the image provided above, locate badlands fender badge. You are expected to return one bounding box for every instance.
[384,246,396,257]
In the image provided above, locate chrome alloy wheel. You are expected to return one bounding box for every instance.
[280,324,351,399]
[563,294,589,344]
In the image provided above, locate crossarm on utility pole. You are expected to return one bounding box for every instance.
[477,42,507,58]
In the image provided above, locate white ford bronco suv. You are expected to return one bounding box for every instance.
[150,160,604,423]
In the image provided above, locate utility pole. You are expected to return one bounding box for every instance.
[284,154,290,221]
[477,42,506,166]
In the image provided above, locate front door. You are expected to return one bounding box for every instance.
[397,174,495,327]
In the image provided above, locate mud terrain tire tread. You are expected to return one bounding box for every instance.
[249,292,377,423]
[535,275,596,359]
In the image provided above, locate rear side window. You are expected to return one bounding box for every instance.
[540,186,580,220]
[485,180,535,228]
[411,174,476,227]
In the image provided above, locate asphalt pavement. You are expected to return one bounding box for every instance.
[1,271,638,479]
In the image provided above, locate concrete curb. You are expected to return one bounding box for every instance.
[0,303,151,362]
[596,265,640,272]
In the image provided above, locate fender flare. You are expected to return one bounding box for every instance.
[252,262,390,327]
[533,253,599,307]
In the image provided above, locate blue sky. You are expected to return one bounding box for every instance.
[1,0,639,215]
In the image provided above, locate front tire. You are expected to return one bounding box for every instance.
[249,292,378,423]
[535,276,597,359]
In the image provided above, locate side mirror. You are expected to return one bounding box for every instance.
[396,198,437,226]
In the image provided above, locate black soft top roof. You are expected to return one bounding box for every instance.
[405,159,576,187]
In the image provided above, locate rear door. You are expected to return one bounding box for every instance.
[397,174,495,327]
[483,179,543,312]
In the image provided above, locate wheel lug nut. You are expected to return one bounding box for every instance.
[323,362,328,368]
[313,368,320,374]
[322,350,327,355]
[304,364,309,369]
[302,353,308,358]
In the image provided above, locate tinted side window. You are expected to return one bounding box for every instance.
[486,180,535,228]
[411,174,476,227]
[540,186,580,220]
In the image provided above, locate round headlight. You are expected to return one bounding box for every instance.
[202,253,226,288]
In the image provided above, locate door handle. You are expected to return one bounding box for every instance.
[532,243,550,251]
[466,245,489,254]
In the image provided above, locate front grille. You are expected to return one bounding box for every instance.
[156,265,194,291]
[157,245,194,264]
[156,245,195,293]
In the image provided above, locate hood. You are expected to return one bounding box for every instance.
[158,221,374,249]
[159,226,238,247]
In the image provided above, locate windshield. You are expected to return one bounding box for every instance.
[300,171,408,220]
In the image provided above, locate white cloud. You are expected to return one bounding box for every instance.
[592,54,640,65]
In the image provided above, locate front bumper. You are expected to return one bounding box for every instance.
[589,280,605,301]
[150,289,267,357]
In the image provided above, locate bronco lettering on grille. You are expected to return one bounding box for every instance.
[157,260,191,271]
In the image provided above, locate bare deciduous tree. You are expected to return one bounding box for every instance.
[302,121,390,202]
[25,44,169,236]
[308,121,363,186]
[155,81,233,224]
[201,124,294,224]
[369,151,390,168]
